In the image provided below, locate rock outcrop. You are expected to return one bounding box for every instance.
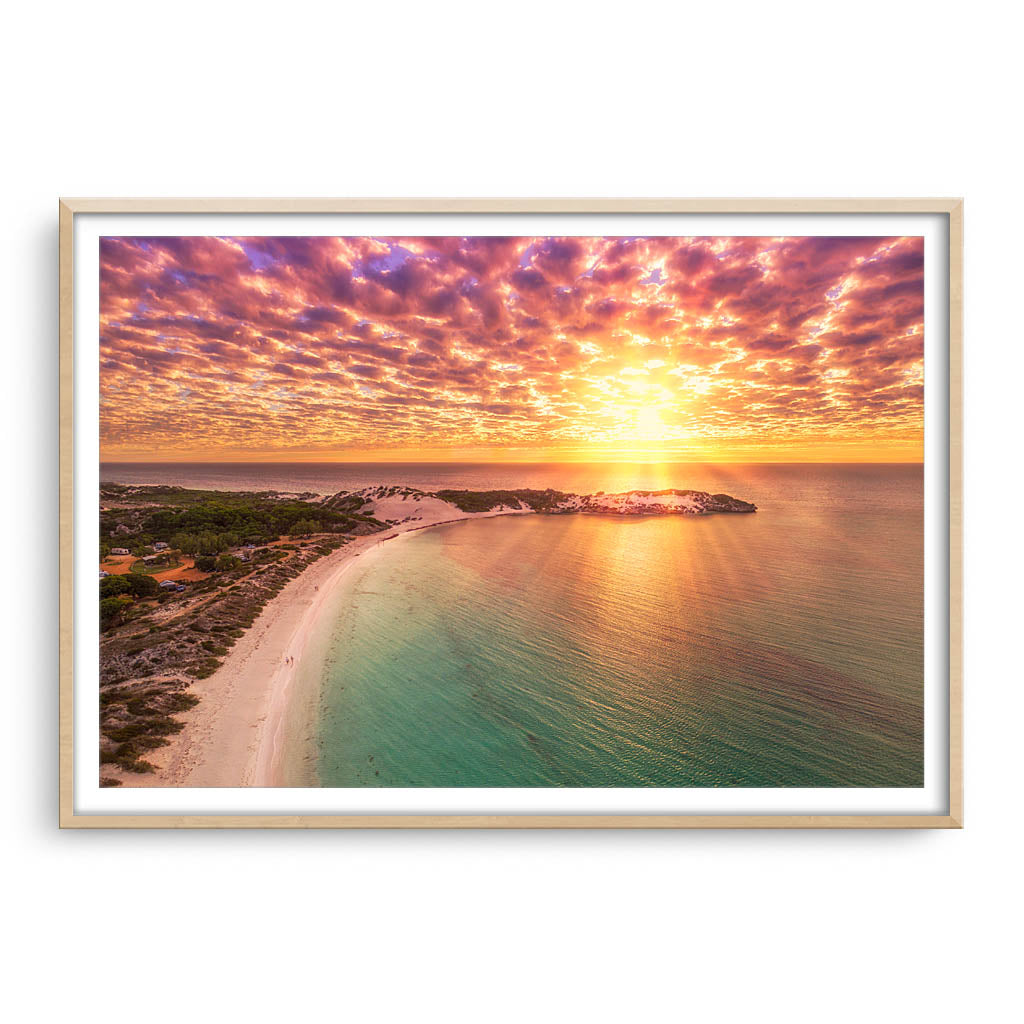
[552,488,757,515]
[329,485,757,519]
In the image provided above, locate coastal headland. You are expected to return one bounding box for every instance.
[98,483,756,787]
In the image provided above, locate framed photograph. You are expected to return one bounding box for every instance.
[59,198,962,828]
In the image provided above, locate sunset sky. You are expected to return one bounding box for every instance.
[99,235,924,463]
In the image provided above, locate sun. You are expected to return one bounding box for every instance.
[634,406,666,441]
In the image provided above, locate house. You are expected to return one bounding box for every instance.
[110,547,129,556]
[153,542,169,551]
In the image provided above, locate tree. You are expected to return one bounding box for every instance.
[100,574,131,599]
[215,553,241,571]
[195,530,228,555]
[100,595,133,630]
[124,574,159,598]
[170,532,197,554]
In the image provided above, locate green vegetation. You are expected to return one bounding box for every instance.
[99,683,202,775]
[435,488,572,513]
[130,556,184,575]
[254,547,285,563]
[99,573,163,631]
[321,491,374,513]
[97,483,394,780]
[169,530,240,555]
[102,488,368,549]
[101,574,160,599]
[100,594,134,629]
[99,493,355,778]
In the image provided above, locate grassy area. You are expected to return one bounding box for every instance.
[130,558,185,575]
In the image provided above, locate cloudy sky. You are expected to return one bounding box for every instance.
[99,234,924,462]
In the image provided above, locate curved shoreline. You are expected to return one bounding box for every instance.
[133,510,528,787]
[132,497,755,788]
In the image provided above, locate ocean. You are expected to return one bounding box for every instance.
[102,462,924,787]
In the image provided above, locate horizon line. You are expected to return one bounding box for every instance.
[100,457,926,466]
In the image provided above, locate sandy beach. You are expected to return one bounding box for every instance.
[131,496,530,787]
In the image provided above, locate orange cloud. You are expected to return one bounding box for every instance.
[99,235,924,462]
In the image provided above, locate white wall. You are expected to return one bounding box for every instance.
[3,2,1019,1020]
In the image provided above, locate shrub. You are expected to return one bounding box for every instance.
[195,658,221,679]
[124,574,159,598]
[164,693,199,713]
[100,595,134,630]
[100,575,131,598]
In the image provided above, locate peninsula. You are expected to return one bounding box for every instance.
[98,482,756,787]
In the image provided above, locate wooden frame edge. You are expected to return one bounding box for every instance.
[59,198,964,830]
[948,200,964,827]
[59,813,962,830]
[59,200,75,829]
[59,196,964,215]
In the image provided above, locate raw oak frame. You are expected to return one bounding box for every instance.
[58,197,964,829]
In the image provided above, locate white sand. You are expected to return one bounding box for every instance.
[129,498,530,787]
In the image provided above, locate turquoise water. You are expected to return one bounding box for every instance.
[311,464,923,788]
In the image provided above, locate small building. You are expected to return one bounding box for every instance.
[110,547,129,556]
[159,579,179,589]
[153,542,169,551]
[99,570,109,578]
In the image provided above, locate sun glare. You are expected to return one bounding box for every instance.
[98,234,925,464]
[634,406,666,441]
